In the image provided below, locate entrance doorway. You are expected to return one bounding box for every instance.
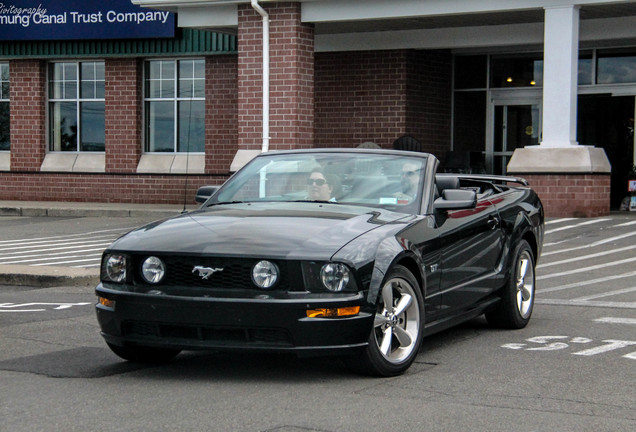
[578,95,636,209]
[487,91,542,175]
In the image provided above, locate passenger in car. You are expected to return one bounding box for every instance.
[396,161,421,200]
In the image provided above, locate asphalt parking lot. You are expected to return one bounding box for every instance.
[0,212,634,432]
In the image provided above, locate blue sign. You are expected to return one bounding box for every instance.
[0,0,175,41]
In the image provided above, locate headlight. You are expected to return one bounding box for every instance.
[320,263,350,292]
[141,256,166,284]
[252,260,279,289]
[103,254,128,283]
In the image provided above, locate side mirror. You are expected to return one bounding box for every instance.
[195,186,220,203]
[434,189,477,210]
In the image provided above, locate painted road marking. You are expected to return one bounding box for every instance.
[576,287,636,301]
[594,317,636,325]
[538,271,636,293]
[535,299,636,309]
[537,244,636,269]
[544,218,611,235]
[537,256,636,280]
[0,302,92,312]
[542,230,636,256]
[502,336,636,360]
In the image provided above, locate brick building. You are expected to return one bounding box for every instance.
[2,0,636,216]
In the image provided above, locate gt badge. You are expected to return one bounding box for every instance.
[192,266,224,279]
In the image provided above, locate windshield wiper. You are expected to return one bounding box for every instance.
[291,200,340,204]
[205,201,246,207]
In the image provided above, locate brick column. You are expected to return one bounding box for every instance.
[10,60,46,171]
[238,2,314,151]
[522,174,610,218]
[105,58,142,173]
[205,55,238,173]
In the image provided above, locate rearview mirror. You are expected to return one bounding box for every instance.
[434,189,477,210]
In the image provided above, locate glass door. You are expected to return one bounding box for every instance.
[487,91,542,175]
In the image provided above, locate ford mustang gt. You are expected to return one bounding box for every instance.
[96,149,544,376]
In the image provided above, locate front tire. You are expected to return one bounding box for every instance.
[354,265,424,376]
[486,239,535,329]
[106,343,181,363]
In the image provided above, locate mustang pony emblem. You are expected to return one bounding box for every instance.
[192,266,224,279]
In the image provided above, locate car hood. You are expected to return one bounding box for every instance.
[108,202,410,259]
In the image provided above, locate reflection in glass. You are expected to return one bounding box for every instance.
[80,102,105,151]
[491,55,543,88]
[0,101,9,151]
[49,102,77,152]
[178,100,204,152]
[597,55,636,84]
[146,101,175,152]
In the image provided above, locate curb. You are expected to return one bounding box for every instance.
[0,265,99,288]
[0,206,189,219]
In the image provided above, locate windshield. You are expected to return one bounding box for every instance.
[211,151,428,212]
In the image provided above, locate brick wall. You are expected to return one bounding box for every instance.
[406,50,452,158]
[315,49,452,156]
[9,60,46,171]
[238,2,314,150]
[206,55,239,173]
[105,58,141,173]
[523,174,611,218]
[0,172,227,204]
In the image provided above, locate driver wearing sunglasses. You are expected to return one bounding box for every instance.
[306,169,336,201]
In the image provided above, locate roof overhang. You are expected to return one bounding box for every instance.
[132,0,636,51]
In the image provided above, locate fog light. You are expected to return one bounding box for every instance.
[306,306,360,318]
[98,297,115,309]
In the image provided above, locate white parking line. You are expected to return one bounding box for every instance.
[542,230,636,256]
[615,220,636,227]
[537,257,636,280]
[544,218,611,235]
[537,244,636,269]
[0,227,135,245]
[545,218,577,225]
[594,317,636,325]
[575,287,636,301]
[538,271,636,293]
[536,299,636,309]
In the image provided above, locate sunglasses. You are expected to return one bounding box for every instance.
[307,178,327,186]
[401,170,417,177]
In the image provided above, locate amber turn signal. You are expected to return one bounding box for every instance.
[98,297,115,309]
[306,306,360,318]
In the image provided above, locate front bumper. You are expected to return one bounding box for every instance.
[95,283,373,356]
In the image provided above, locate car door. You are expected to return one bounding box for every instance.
[435,195,504,314]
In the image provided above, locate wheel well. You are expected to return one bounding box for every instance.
[522,231,538,262]
[395,256,424,295]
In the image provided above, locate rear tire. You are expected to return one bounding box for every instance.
[486,239,535,329]
[352,265,424,377]
[106,343,181,363]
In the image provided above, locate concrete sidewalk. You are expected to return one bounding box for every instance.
[0,200,198,288]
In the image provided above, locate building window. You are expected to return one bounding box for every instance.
[144,59,205,153]
[490,54,543,88]
[0,63,9,151]
[48,61,105,152]
[597,49,636,84]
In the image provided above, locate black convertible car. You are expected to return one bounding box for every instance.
[96,149,543,376]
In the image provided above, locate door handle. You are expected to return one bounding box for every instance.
[487,216,500,230]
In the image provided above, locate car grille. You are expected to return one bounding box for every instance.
[123,321,293,347]
[132,255,298,291]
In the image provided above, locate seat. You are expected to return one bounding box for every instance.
[392,135,423,152]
